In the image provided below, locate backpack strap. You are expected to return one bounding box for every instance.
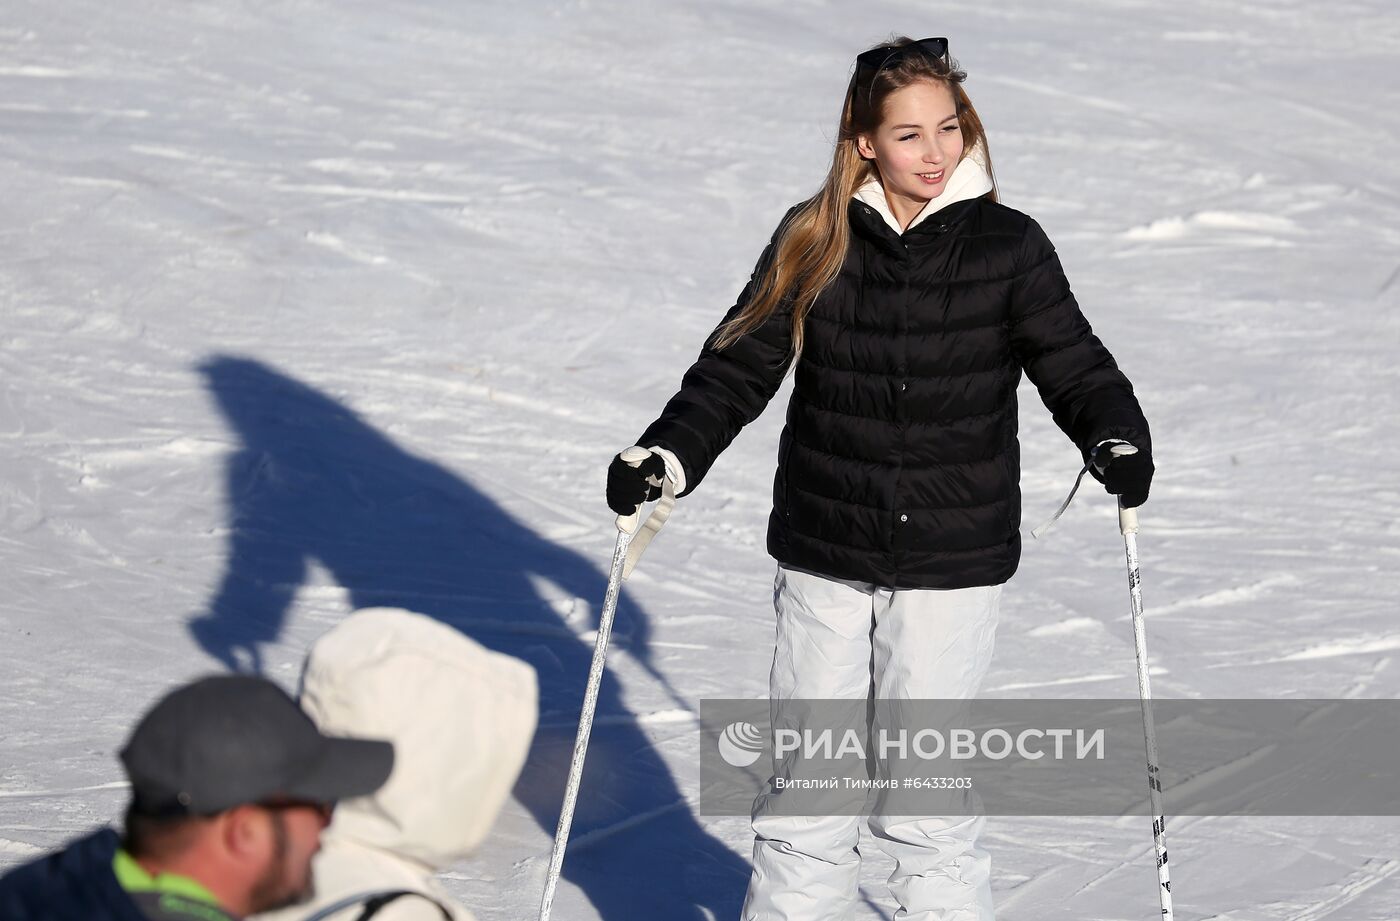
[299,890,453,921]
[353,890,453,921]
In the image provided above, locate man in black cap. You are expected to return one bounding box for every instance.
[0,674,394,921]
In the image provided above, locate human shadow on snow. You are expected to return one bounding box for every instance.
[189,355,749,921]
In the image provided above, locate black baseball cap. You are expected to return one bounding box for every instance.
[120,674,394,816]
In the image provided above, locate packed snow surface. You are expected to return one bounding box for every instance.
[3,1,1398,918]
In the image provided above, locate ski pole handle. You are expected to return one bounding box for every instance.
[1109,443,1140,535]
[612,446,677,580]
[615,446,657,535]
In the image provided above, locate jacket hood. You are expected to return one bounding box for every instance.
[854,140,993,235]
[298,608,537,870]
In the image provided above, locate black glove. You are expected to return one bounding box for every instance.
[1091,441,1153,509]
[607,449,667,515]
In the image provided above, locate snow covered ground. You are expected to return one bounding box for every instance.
[3,0,1399,918]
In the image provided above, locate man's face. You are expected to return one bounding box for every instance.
[247,802,333,913]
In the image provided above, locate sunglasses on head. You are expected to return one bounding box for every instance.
[854,37,951,106]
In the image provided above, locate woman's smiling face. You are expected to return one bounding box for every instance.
[856,80,965,227]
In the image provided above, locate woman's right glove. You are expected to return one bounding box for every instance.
[1091,440,1154,509]
[607,447,667,515]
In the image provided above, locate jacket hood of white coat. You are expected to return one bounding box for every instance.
[298,607,538,870]
[854,139,994,235]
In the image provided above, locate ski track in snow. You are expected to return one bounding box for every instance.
[3,1,1400,919]
[1280,858,1400,921]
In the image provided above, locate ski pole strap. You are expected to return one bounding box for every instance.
[1031,440,1136,540]
[612,446,677,581]
[1030,460,1094,540]
[620,474,675,581]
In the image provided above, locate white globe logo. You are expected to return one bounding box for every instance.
[718,721,765,767]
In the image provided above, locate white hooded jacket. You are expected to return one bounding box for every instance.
[257,608,538,921]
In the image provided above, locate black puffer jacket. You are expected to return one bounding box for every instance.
[639,196,1151,589]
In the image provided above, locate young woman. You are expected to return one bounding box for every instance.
[607,36,1153,921]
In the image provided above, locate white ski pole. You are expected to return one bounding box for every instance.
[538,448,674,921]
[1112,444,1174,921]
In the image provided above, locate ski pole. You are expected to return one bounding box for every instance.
[538,448,674,921]
[1112,445,1174,921]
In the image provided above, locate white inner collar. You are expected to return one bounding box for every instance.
[854,142,993,234]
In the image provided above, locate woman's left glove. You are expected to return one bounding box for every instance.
[1091,441,1154,509]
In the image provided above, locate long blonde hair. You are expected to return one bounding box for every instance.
[712,37,998,355]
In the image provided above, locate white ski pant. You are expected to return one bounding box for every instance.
[741,565,1002,921]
